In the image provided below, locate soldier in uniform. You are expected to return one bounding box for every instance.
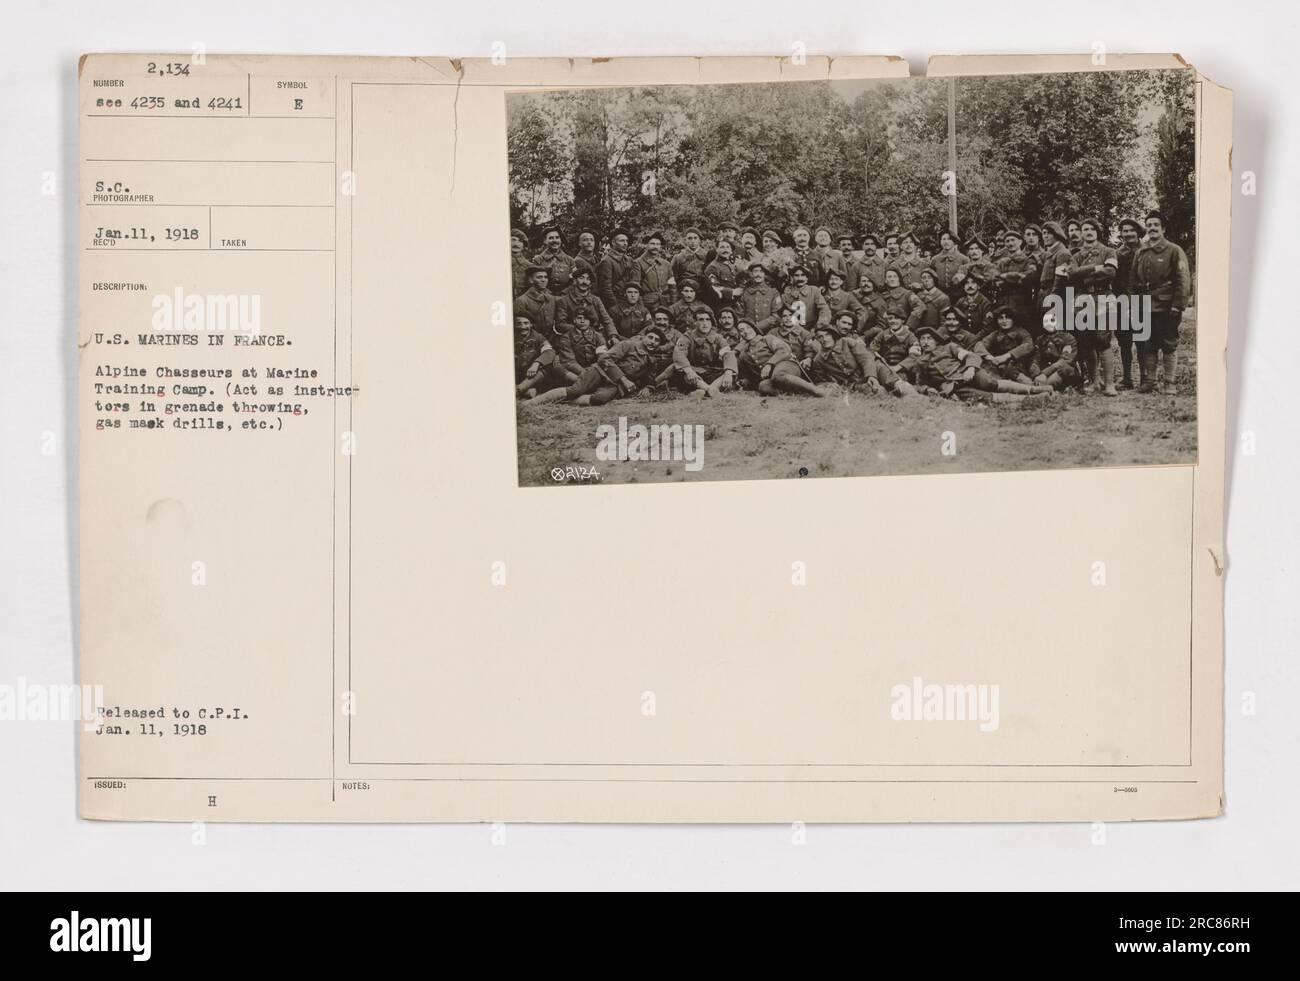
[940,307,985,350]
[851,232,890,292]
[953,275,994,338]
[993,228,1039,335]
[789,226,824,286]
[736,318,827,397]
[928,230,968,299]
[878,267,924,331]
[1130,211,1191,394]
[668,279,711,334]
[1068,217,1120,396]
[852,274,890,342]
[811,226,847,285]
[737,262,784,334]
[526,324,669,406]
[913,267,952,332]
[671,227,710,287]
[596,227,634,310]
[883,231,901,263]
[633,230,674,312]
[513,312,561,398]
[532,226,576,295]
[670,307,739,398]
[556,267,615,340]
[515,265,558,337]
[870,309,922,381]
[974,307,1037,383]
[821,267,866,327]
[610,282,653,341]
[510,228,532,297]
[704,239,745,311]
[782,264,831,330]
[759,228,790,289]
[1037,221,1074,316]
[573,229,600,282]
[771,305,818,371]
[1113,217,1145,389]
[889,230,928,291]
[644,307,686,388]
[1066,219,1083,254]
[735,227,763,275]
[1029,309,1082,391]
[552,309,608,383]
[961,236,998,294]
[912,326,1053,399]
[809,318,915,396]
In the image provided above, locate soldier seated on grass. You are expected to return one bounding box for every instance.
[514,312,563,399]
[670,307,739,399]
[809,317,916,397]
[1030,309,1082,392]
[735,318,827,397]
[911,326,1053,401]
[974,306,1037,384]
[525,323,670,407]
[869,309,922,383]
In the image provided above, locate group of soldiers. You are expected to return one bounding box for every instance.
[511,214,1192,406]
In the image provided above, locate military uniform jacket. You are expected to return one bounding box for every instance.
[976,326,1036,365]
[643,325,685,378]
[811,246,847,285]
[668,299,711,334]
[514,329,555,382]
[1130,239,1190,312]
[789,247,824,286]
[556,287,614,337]
[879,286,925,330]
[914,342,980,389]
[781,284,831,329]
[854,292,890,338]
[822,287,867,325]
[1068,243,1119,295]
[849,253,891,291]
[772,325,817,363]
[871,326,921,368]
[928,249,968,293]
[673,328,738,374]
[633,253,674,307]
[738,284,784,333]
[810,335,880,386]
[888,254,928,291]
[514,287,558,337]
[704,259,744,305]
[596,249,635,309]
[610,301,652,340]
[737,333,796,378]
[596,335,658,387]
[554,324,607,374]
[1031,331,1078,374]
[1038,241,1074,296]
[670,248,709,287]
[995,253,1039,308]
[1114,245,1139,295]
[532,249,577,294]
[953,293,994,335]
[573,249,600,283]
[915,286,952,329]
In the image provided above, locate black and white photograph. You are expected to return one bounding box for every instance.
[508,70,1198,485]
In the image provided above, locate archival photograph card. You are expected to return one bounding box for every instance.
[77,52,1228,822]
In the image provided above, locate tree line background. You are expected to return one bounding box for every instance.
[507,69,1196,264]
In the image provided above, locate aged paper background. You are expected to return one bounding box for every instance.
[77,53,1227,822]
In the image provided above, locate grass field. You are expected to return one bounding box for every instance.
[516,324,1199,487]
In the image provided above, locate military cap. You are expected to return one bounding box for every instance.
[1041,221,1067,241]
[945,306,969,324]
[914,325,943,341]
[644,229,665,244]
[1119,218,1144,235]
[883,230,901,241]
[510,227,530,244]
[1003,228,1023,242]
[789,264,812,278]
[814,225,833,238]
[718,220,739,233]
[792,224,811,236]
[860,232,881,247]
[684,226,702,238]
[1145,210,1168,227]
[918,266,937,281]
[678,278,700,292]
[747,262,769,276]
[579,228,599,240]
[611,226,632,239]
[1023,223,1043,239]
[653,306,674,318]
[836,231,855,245]
[524,264,548,279]
[992,305,1018,322]
[1066,217,1082,229]
[815,320,844,338]
[1080,217,1104,233]
[761,228,784,244]
[735,317,758,333]
[825,266,846,281]
[740,226,759,241]
[900,230,919,245]
[963,235,987,252]
[833,309,858,324]
[694,306,717,323]
[571,266,593,279]
[514,311,533,324]
[542,225,563,239]
[643,323,669,341]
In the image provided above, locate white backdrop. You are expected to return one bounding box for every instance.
[1,0,1294,890]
